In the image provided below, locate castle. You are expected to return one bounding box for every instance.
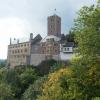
[7,14,74,68]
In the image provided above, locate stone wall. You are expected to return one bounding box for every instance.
[7,42,31,68]
[30,54,46,66]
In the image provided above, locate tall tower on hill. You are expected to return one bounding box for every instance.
[47,14,61,37]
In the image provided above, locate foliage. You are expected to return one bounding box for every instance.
[3,69,21,98]
[38,68,75,100]
[0,60,6,68]
[72,1,100,66]
[36,59,57,76]
[0,66,38,99]
[92,97,100,100]
[61,31,75,43]
[66,31,75,42]
[50,61,65,73]
[19,68,38,94]
[0,68,7,82]
[38,64,100,100]
[21,76,47,100]
[72,64,100,99]
[0,83,14,100]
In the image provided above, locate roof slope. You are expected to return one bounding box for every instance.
[41,35,60,42]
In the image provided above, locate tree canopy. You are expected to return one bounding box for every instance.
[72,1,100,66]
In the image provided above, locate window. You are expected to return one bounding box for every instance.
[24,44,26,46]
[51,38,54,42]
[18,49,20,53]
[24,49,27,52]
[12,50,14,54]
[21,49,23,53]
[15,45,17,48]
[21,44,23,47]
[47,49,49,53]
[41,43,45,46]
[23,55,25,58]
[47,39,50,42]
[51,18,54,21]
[61,48,63,51]
[42,50,44,54]
[17,55,19,58]
[10,46,12,48]
[15,50,17,53]
[50,48,52,52]
[64,48,66,51]
[55,49,57,53]
[17,45,19,47]
[27,44,29,46]
[9,50,11,53]
[67,48,69,51]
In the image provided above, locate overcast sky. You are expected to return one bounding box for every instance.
[0,0,96,59]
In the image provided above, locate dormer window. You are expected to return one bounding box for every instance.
[47,39,50,42]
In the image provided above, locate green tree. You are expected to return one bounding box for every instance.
[66,31,75,42]
[38,68,77,100]
[22,76,47,100]
[71,64,100,99]
[0,66,38,99]
[0,83,14,100]
[36,59,57,76]
[0,60,6,68]
[1,69,21,99]
[0,68,7,83]
[38,65,100,100]
[72,1,100,66]
[20,68,37,94]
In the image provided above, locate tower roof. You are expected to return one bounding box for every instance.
[48,14,61,19]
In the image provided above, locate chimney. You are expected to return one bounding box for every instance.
[17,39,19,44]
[10,38,12,45]
[30,33,33,40]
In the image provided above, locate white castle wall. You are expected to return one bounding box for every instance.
[60,52,73,61]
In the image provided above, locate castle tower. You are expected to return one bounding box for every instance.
[47,14,61,37]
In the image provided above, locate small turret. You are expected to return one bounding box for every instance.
[30,33,33,41]
[17,39,19,44]
[10,38,12,45]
